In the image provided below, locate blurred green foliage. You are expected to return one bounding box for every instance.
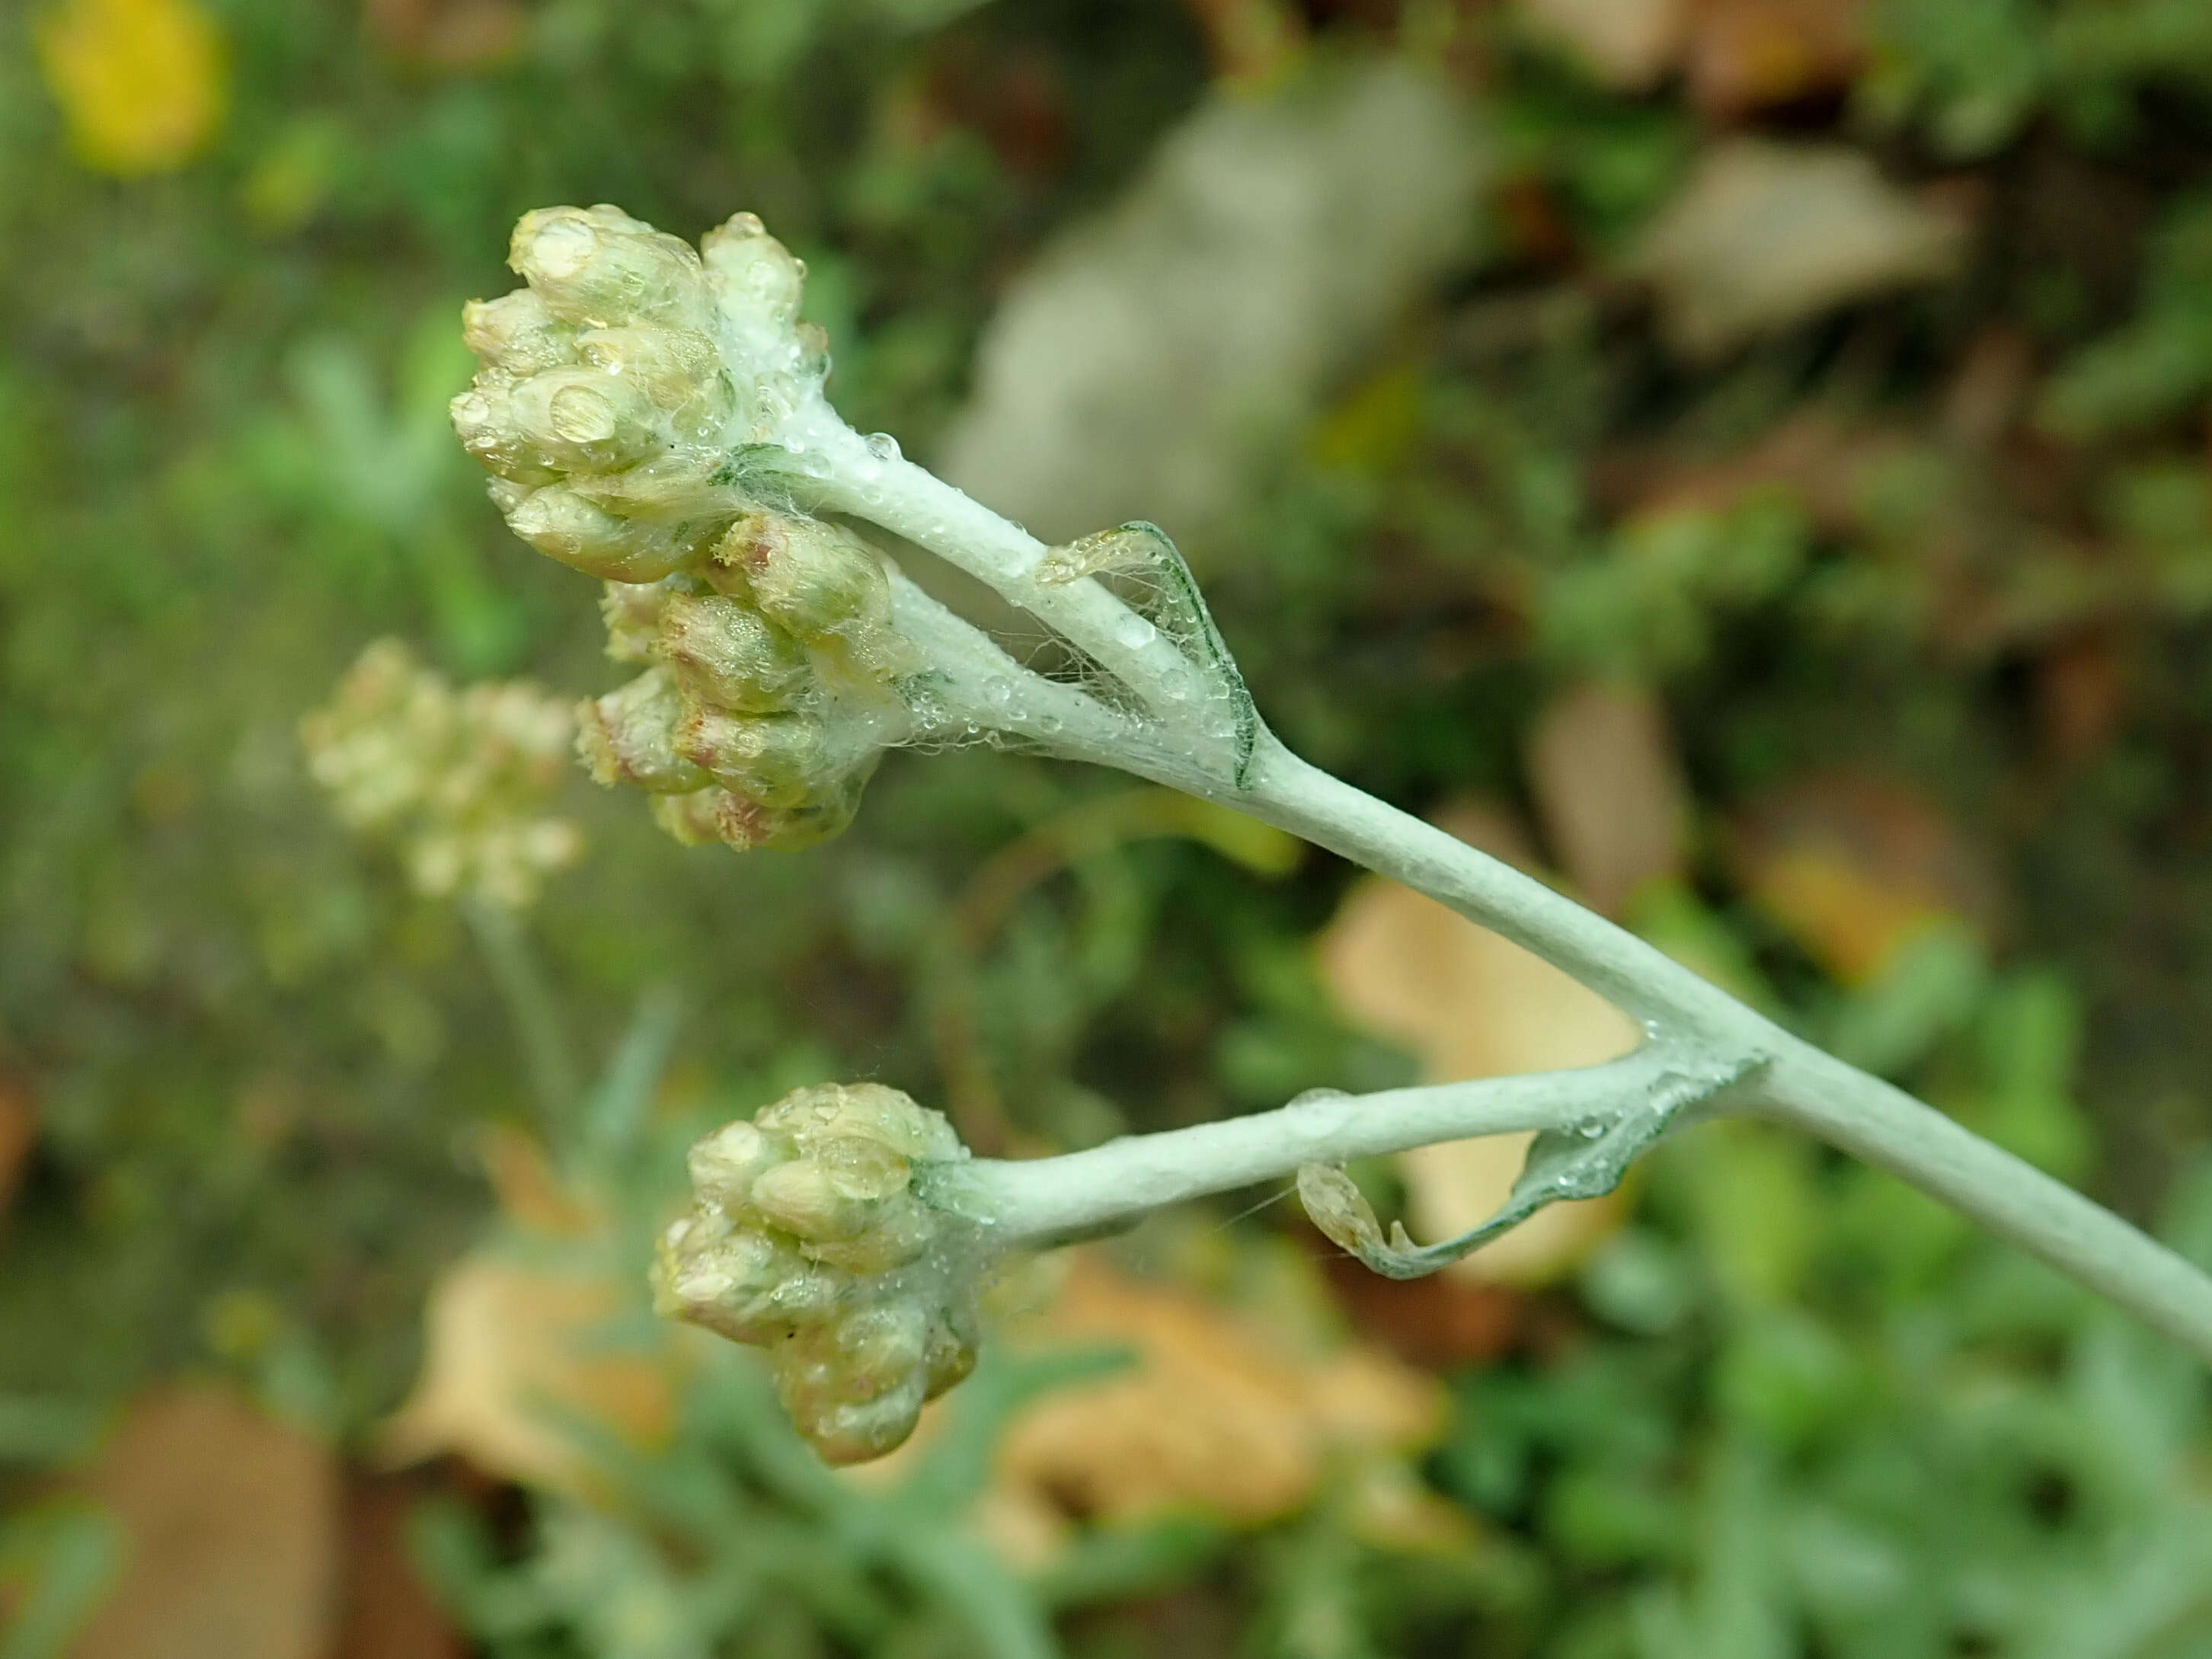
[5,0,2212,1653]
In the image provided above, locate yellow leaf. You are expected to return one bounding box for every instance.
[70,1385,339,1659]
[1728,771,1995,985]
[37,0,227,177]
[1318,802,1641,1285]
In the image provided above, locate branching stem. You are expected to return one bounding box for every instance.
[778,347,2212,1366]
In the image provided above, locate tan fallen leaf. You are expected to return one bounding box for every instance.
[997,1253,1449,1544]
[381,1131,677,1495]
[69,1384,338,1659]
[1517,0,1686,91]
[1630,139,1964,359]
[1728,772,1996,985]
[850,1248,1457,1559]
[380,1247,677,1495]
[1526,680,1689,919]
[1319,802,1641,1285]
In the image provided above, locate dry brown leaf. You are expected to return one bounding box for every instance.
[1618,410,1907,537]
[1517,0,1686,89]
[1526,681,1689,919]
[363,0,523,70]
[1683,0,1863,120]
[69,1384,339,1659]
[0,1069,34,1223]
[1631,139,1965,359]
[1728,772,1996,983]
[331,1470,468,1659]
[379,1246,676,1494]
[1319,802,1641,1284]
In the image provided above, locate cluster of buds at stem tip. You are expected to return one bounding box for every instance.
[452,204,919,849]
[300,639,582,909]
[653,1083,983,1463]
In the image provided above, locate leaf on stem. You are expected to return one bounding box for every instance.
[1299,1056,1755,1280]
[1318,801,1641,1283]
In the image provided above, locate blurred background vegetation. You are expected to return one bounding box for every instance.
[5,0,2212,1654]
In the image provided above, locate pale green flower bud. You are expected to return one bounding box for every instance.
[755,1080,963,1163]
[508,367,665,475]
[646,782,864,852]
[301,639,583,909]
[712,511,890,641]
[577,326,730,439]
[802,1190,937,1275]
[460,290,580,378]
[676,706,836,808]
[700,211,804,331]
[450,382,558,487]
[923,1306,980,1398]
[599,580,669,663]
[685,1119,785,1211]
[789,1374,932,1468]
[654,592,811,712]
[653,1220,839,1344]
[507,484,704,583]
[749,1156,881,1242]
[577,669,714,794]
[650,1082,986,1462]
[510,204,709,330]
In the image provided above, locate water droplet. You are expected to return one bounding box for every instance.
[1038,713,1065,734]
[865,431,901,462]
[981,676,1013,708]
[1577,1120,1606,1140]
[1114,615,1158,649]
[1288,1087,1351,1110]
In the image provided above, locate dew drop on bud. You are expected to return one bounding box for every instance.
[865,431,901,462]
[981,676,1013,709]
[1114,615,1158,649]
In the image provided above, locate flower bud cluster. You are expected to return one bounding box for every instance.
[653,1083,982,1463]
[453,204,924,852]
[452,203,823,586]
[576,510,920,850]
[301,638,583,909]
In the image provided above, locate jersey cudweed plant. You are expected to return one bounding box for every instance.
[448,201,2212,1464]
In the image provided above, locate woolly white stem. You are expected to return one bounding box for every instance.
[926,1047,1689,1242]
[796,400,2212,1368]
